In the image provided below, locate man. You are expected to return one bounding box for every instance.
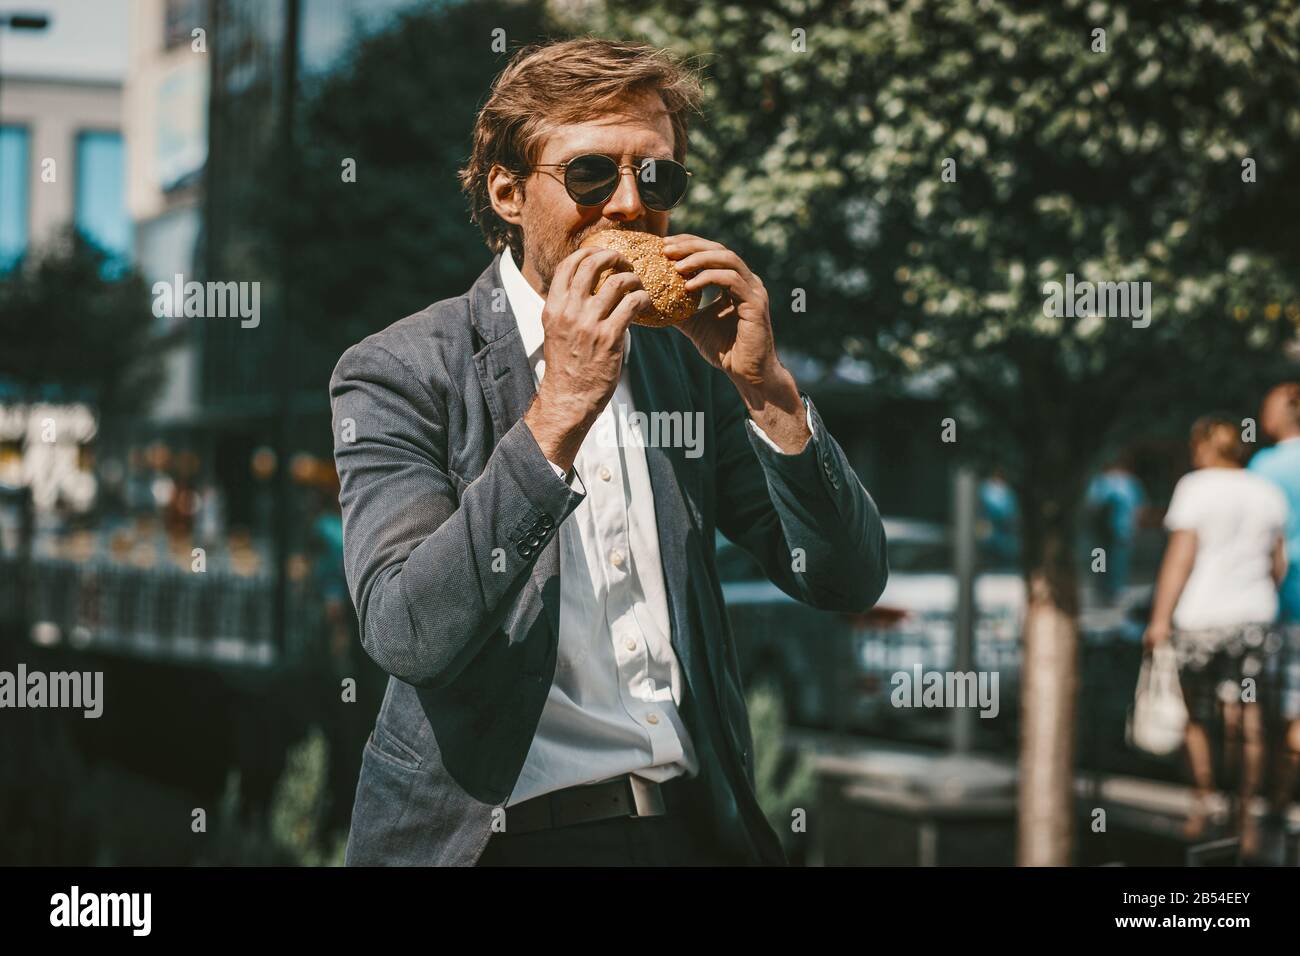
[329,38,888,867]
[1251,384,1300,623]
[1248,383,1300,835]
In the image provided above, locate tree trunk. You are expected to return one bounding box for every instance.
[1016,497,1080,866]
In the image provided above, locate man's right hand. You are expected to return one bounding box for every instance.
[523,247,653,473]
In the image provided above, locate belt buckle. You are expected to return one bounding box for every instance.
[627,775,666,818]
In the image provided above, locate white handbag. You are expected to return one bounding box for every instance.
[1126,643,1188,755]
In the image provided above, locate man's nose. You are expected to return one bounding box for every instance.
[602,168,645,222]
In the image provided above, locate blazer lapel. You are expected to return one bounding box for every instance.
[466,263,703,673]
[626,325,702,681]
[468,255,561,636]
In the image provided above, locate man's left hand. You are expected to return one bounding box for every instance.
[661,234,811,453]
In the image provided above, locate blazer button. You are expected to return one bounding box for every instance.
[538,513,554,529]
[517,542,533,558]
[822,456,838,488]
[526,534,541,547]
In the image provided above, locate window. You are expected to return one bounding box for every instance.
[165,0,203,50]
[0,125,30,273]
[74,131,131,268]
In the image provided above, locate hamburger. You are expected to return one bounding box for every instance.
[578,229,701,327]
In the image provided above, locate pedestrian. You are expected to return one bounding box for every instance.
[1247,383,1300,837]
[1143,415,1288,858]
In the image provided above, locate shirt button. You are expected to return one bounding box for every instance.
[609,548,625,568]
[625,639,637,652]
[646,713,660,725]
[598,465,612,482]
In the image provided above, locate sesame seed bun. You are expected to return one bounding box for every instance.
[578,229,701,327]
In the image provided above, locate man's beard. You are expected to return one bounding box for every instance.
[525,218,647,294]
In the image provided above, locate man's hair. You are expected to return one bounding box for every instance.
[458,37,703,263]
[1190,413,1249,466]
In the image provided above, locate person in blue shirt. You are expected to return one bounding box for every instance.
[979,469,1019,566]
[1086,457,1146,603]
[1248,383,1300,840]
[1251,384,1300,620]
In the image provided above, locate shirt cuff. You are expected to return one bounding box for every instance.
[746,396,815,455]
[545,457,585,494]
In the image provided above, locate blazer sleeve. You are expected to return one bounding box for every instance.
[329,338,584,688]
[710,370,888,612]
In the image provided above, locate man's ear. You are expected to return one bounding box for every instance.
[487,164,524,227]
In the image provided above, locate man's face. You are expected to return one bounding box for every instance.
[506,90,678,293]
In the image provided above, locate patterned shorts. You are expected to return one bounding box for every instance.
[1170,622,1297,725]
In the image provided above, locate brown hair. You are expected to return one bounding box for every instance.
[1190,414,1250,466]
[458,37,703,262]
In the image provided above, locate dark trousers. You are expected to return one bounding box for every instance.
[475,775,739,866]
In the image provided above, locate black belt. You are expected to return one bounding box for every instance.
[504,774,670,836]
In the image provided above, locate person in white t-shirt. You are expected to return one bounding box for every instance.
[1144,414,1289,857]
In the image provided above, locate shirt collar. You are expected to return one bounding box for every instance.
[500,245,633,367]
[500,246,546,362]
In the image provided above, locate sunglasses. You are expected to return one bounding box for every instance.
[531,154,692,211]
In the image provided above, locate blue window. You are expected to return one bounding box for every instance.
[75,130,131,266]
[0,125,30,274]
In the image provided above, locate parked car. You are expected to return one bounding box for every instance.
[719,518,1025,742]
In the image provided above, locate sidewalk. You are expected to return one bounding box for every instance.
[790,729,1300,864]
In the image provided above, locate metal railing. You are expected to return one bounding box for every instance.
[0,553,323,668]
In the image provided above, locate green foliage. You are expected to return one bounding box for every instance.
[747,682,815,855]
[560,0,1300,482]
[0,228,168,412]
[201,727,347,866]
[261,0,554,394]
[269,726,348,866]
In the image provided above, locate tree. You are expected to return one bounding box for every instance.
[562,0,1300,863]
[0,228,167,415]
[255,0,554,397]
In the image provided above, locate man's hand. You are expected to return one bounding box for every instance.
[523,247,654,473]
[662,234,810,453]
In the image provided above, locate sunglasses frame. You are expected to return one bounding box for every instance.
[530,154,692,211]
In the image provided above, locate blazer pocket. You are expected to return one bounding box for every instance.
[367,725,423,772]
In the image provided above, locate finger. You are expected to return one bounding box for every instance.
[588,270,645,319]
[550,247,597,298]
[543,249,601,326]
[661,236,726,260]
[682,268,747,295]
[571,250,631,298]
[605,288,655,334]
[670,249,749,279]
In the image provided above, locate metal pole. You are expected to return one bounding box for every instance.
[950,466,978,753]
[271,0,300,664]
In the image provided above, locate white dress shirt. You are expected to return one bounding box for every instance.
[499,247,815,806]
[502,247,700,805]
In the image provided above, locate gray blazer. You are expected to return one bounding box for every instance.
[329,255,888,865]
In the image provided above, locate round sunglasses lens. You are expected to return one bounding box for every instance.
[565,155,618,205]
[638,160,688,209]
